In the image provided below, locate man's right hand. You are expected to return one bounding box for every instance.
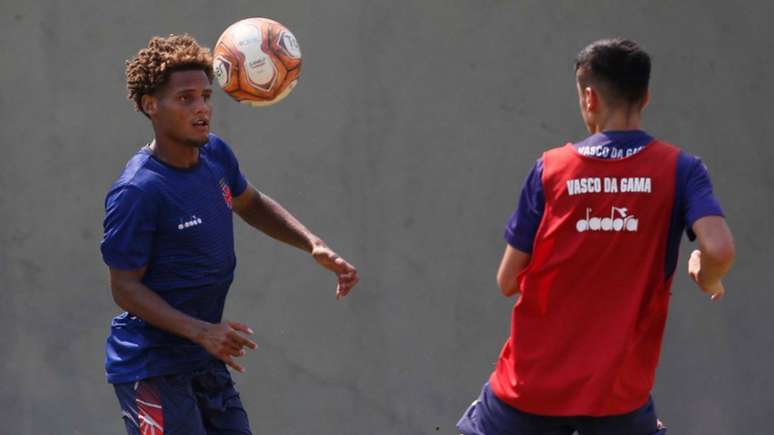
[195,321,257,373]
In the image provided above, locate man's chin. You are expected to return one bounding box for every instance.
[185,134,210,148]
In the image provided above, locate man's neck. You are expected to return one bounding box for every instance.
[148,137,200,169]
[588,110,642,134]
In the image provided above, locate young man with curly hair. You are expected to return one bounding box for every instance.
[456,39,735,435]
[102,34,359,435]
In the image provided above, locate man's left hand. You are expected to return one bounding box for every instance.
[312,242,359,300]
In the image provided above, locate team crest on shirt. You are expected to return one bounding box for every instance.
[219,179,233,210]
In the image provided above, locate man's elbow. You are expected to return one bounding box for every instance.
[109,280,133,311]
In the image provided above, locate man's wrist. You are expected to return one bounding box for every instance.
[308,235,325,253]
[186,319,211,344]
[697,273,722,293]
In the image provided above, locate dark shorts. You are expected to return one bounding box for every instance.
[457,383,666,435]
[113,360,251,435]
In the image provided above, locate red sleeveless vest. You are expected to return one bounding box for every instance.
[490,140,681,416]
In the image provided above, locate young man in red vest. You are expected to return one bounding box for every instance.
[457,38,735,435]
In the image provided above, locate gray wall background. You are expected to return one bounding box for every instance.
[1,1,772,434]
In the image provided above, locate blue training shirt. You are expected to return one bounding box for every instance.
[505,130,724,279]
[101,133,248,383]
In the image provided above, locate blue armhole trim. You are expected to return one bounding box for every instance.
[664,151,693,280]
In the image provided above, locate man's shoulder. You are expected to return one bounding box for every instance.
[109,149,161,198]
[545,142,573,154]
[202,132,231,153]
[201,133,238,162]
[651,139,705,173]
[649,137,685,153]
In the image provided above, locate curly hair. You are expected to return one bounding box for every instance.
[125,34,214,114]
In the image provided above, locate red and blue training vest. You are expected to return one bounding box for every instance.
[490,140,681,416]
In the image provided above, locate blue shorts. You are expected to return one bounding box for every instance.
[457,383,666,435]
[113,360,251,435]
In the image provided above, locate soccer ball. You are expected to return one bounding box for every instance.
[213,18,302,107]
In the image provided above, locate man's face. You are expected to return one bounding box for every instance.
[148,69,213,147]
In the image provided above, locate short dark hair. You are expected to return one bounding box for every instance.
[125,34,214,114]
[575,38,650,107]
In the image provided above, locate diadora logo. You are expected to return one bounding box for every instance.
[178,215,203,230]
[219,178,233,210]
[576,206,639,233]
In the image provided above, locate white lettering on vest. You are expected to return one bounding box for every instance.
[566,177,602,196]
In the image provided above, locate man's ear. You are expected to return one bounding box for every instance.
[640,89,651,110]
[141,94,157,116]
[584,86,597,112]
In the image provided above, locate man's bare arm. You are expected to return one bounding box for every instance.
[232,184,318,252]
[688,216,735,301]
[497,245,531,297]
[231,185,359,299]
[109,267,257,372]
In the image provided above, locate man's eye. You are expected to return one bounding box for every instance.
[179,95,190,102]
[203,94,211,102]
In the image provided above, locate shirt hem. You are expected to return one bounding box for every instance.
[106,358,214,384]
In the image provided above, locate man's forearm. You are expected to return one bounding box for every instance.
[697,248,734,287]
[111,279,208,343]
[693,216,735,287]
[237,190,319,252]
[497,245,531,297]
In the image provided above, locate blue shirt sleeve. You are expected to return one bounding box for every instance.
[679,153,725,240]
[504,158,545,253]
[101,185,157,270]
[211,135,248,197]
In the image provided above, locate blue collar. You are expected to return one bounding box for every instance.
[574,130,653,149]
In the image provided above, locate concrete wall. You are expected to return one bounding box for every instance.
[1,1,772,434]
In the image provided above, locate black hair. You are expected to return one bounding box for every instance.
[575,38,651,107]
[126,34,213,115]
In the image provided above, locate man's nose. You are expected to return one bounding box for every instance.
[194,97,210,114]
